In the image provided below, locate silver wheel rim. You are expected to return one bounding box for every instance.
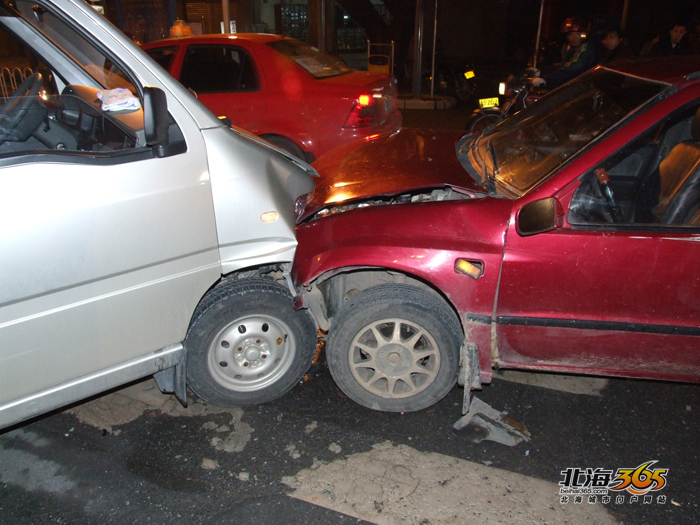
[208,314,296,392]
[348,318,440,399]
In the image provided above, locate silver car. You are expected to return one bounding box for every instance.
[0,0,317,429]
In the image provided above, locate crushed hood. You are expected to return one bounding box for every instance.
[303,128,483,219]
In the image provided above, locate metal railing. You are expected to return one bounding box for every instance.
[1,67,34,101]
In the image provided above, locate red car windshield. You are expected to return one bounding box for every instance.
[267,39,352,79]
[465,68,668,197]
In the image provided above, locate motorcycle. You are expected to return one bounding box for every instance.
[421,59,476,104]
[403,58,477,104]
[465,69,545,132]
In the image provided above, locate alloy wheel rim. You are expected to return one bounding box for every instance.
[348,318,440,399]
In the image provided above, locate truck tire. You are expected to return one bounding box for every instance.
[185,279,317,406]
[326,284,462,412]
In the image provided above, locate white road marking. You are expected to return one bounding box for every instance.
[283,440,616,525]
[0,430,75,493]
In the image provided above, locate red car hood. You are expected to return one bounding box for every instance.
[303,128,483,218]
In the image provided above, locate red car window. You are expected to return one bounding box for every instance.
[144,46,178,71]
[180,44,260,94]
[267,39,352,79]
[569,103,700,227]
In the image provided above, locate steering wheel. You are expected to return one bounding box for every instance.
[0,72,45,141]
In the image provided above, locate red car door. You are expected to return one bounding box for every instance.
[495,104,700,382]
[177,43,267,130]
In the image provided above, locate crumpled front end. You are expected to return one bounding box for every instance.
[203,126,316,275]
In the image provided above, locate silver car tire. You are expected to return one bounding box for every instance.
[185,279,317,406]
[327,284,462,412]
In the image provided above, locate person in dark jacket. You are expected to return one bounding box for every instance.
[600,27,636,64]
[540,18,599,88]
[648,22,694,56]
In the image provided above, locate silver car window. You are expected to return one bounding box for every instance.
[11,0,135,92]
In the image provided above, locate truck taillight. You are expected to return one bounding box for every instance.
[344,95,378,128]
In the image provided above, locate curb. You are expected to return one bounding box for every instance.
[398,95,456,110]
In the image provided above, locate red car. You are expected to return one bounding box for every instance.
[142,34,401,162]
[292,56,700,413]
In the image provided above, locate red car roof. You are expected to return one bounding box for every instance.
[604,55,700,86]
[142,33,289,48]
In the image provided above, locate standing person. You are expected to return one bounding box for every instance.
[559,18,586,66]
[600,27,636,64]
[648,22,694,56]
[538,18,599,88]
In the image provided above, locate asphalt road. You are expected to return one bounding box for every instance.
[1,364,699,524]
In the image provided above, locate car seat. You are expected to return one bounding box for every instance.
[652,107,700,224]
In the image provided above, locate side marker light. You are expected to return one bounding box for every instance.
[455,259,483,279]
[261,211,279,222]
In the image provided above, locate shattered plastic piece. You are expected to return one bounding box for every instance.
[452,397,531,447]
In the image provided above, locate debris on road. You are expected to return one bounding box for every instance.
[453,397,531,446]
[201,458,218,470]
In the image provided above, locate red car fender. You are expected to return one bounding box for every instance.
[292,197,514,380]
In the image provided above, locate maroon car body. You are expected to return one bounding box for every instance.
[292,56,700,413]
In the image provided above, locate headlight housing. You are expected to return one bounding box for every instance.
[295,191,313,222]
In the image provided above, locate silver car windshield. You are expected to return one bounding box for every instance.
[267,39,352,79]
[8,0,135,92]
[461,68,668,197]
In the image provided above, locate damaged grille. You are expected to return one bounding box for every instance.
[308,187,471,222]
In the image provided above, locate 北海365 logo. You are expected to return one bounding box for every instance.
[559,460,668,496]
[608,461,668,495]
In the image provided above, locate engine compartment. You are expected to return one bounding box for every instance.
[306,187,473,222]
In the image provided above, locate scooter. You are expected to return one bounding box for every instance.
[465,69,545,132]
[403,58,476,104]
[421,59,476,104]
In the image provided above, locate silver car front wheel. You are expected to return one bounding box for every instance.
[186,279,316,406]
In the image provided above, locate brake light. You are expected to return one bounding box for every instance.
[344,95,378,128]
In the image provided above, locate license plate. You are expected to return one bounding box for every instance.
[479,97,499,109]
